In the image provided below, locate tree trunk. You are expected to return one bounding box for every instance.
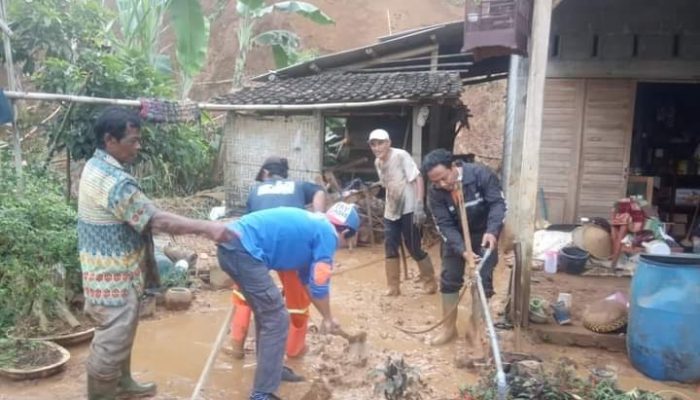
[31,300,49,333]
[55,300,81,329]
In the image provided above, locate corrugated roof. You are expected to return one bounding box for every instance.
[213,72,463,105]
[253,21,467,82]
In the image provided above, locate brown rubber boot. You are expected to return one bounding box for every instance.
[384,258,401,296]
[417,257,437,295]
[431,292,459,346]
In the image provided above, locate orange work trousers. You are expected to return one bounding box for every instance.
[230,270,310,358]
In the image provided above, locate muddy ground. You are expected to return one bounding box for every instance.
[2,239,698,400]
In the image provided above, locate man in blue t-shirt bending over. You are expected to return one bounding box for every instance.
[217,202,359,400]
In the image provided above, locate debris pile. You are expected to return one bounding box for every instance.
[460,357,675,400]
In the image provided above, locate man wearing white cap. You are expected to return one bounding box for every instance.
[368,128,437,296]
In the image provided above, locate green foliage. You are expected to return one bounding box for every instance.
[0,154,80,333]
[114,0,211,98]
[2,0,113,74]
[115,0,169,67]
[136,120,217,197]
[34,48,174,160]
[169,0,210,92]
[262,1,334,25]
[232,0,334,87]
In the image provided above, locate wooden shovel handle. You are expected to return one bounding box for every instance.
[455,189,476,271]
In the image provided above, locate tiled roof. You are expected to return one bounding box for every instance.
[212,72,462,105]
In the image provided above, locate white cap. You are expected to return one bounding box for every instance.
[367,129,390,142]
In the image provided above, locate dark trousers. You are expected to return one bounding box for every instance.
[384,213,428,261]
[217,237,288,395]
[440,232,497,297]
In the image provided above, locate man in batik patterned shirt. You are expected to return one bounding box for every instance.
[78,107,232,399]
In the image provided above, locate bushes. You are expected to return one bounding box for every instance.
[0,155,80,333]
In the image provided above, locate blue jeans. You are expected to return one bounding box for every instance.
[217,237,289,395]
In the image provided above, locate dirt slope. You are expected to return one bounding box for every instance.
[193,0,465,99]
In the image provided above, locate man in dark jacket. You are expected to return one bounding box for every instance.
[247,156,325,213]
[421,149,506,346]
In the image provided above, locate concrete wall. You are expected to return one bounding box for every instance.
[223,113,323,209]
[548,0,700,79]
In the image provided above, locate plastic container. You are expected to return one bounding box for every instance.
[543,250,558,273]
[627,254,700,383]
[642,240,671,255]
[557,293,572,309]
[558,246,589,275]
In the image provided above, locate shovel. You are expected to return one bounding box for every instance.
[454,189,484,350]
[330,327,368,365]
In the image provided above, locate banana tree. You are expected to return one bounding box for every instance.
[232,0,333,88]
[116,0,209,98]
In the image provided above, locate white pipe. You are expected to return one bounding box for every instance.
[3,90,415,111]
[475,248,508,399]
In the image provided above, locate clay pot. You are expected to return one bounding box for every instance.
[164,287,194,311]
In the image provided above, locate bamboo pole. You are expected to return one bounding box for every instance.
[0,1,22,189]
[3,90,414,111]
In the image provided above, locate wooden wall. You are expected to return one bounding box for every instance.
[538,78,636,223]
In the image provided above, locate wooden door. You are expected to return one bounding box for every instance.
[538,79,586,223]
[576,80,636,220]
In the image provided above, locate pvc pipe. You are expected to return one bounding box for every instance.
[475,248,508,400]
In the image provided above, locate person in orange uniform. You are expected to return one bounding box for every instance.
[230,156,326,364]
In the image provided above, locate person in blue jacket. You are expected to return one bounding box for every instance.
[217,202,360,400]
[229,156,326,362]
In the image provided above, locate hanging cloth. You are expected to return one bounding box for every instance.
[139,98,201,123]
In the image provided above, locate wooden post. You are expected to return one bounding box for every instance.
[411,106,423,166]
[502,55,528,204]
[514,0,553,327]
[429,49,439,71]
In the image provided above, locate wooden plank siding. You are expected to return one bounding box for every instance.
[538,79,585,223]
[576,80,636,220]
[538,78,635,223]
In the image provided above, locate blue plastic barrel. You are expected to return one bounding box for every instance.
[627,254,700,383]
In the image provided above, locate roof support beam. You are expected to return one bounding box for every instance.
[338,44,439,70]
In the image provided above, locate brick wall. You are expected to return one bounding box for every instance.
[223,113,323,209]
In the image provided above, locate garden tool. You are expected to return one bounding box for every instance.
[454,188,481,348]
[330,327,368,362]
